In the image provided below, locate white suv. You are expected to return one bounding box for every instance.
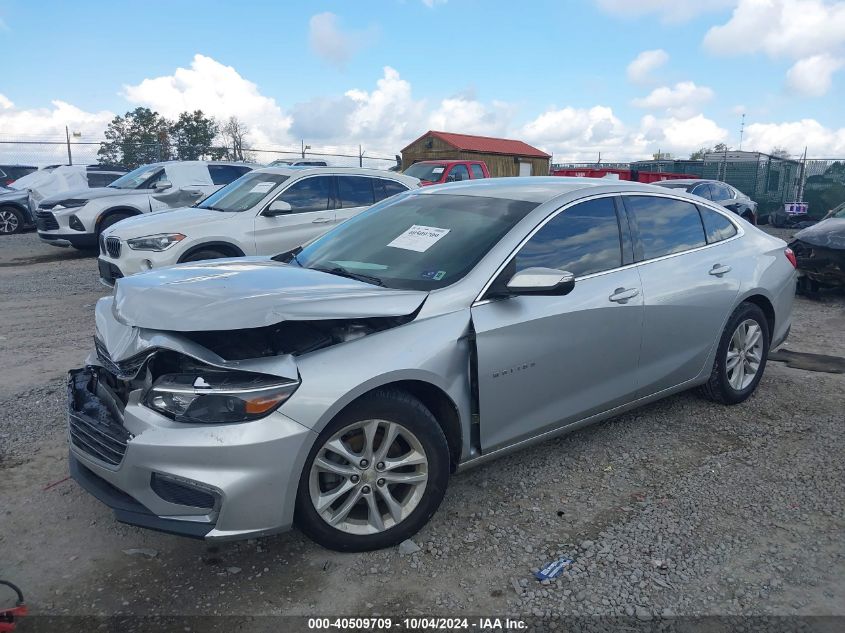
[96,166,419,285]
[36,161,255,250]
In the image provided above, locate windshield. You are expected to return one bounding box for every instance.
[108,165,163,189]
[404,163,448,182]
[197,172,289,212]
[833,206,845,219]
[293,193,538,290]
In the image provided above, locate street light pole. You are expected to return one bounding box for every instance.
[65,126,73,165]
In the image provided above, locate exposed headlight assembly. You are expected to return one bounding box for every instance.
[127,233,185,251]
[144,371,299,424]
[56,198,88,209]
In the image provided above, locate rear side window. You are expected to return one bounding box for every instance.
[208,165,251,185]
[699,206,737,243]
[625,195,706,260]
[710,182,732,200]
[86,172,122,188]
[469,164,485,179]
[690,183,713,200]
[374,179,409,202]
[337,176,375,208]
[514,197,622,278]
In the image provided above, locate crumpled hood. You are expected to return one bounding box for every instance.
[40,186,147,207]
[104,206,231,237]
[112,258,428,331]
[793,218,845,250]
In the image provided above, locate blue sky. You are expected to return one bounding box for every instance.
[1,0,844,160]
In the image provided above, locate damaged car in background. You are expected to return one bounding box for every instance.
[789,204,845,295]
[68,178,796,551]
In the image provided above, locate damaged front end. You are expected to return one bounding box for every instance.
[789,219,845,290]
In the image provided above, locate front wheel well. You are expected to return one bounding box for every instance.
[95,207,141,233]
[339,381,462,473]
[177,241,245,263]
[742,294,775,336]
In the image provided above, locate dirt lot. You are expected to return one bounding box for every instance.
[1,229,843,631]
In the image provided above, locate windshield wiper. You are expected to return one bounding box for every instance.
[311,265,384,287]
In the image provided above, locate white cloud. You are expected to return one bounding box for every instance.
[0,95,114,139]
[743,119,845,155]
[632,82,715,118]
[626,49,669,84]
[595,0,735,24]
[636,114,729,155]
[704,0,845,95]
[308,12,374,69]
[0,93,14,110]
[121,54,291,146]
[428,97,513,137]
[518,106,632,159]
[785,54,844,97]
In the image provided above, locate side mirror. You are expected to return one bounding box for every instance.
[506,267,575,295]
[153,180,172,191]
[262,200,292,216]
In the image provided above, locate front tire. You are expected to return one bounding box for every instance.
[700,302,770,405]
[0,207,24,235]
[295,389,450,552]
[180,249,229,263]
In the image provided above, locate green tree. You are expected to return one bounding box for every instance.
[171,110,223,160]
[690,147,712,160]
[97,107,172,168]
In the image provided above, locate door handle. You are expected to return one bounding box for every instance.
[609,287,639,303]
[709,264,732,277]
[311,218,333,224]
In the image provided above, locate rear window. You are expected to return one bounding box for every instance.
[337,176,375,208]
[470,164,486,179]
[625,195,706,260]
[374,178,409,202]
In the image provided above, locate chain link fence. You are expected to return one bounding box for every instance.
[0,137,399,171]
[552,154,845,220]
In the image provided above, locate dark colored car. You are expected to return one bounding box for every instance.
[0,164,38,186]
[655,179,757,224]
[789,205,845,294]
[0,165,125,235]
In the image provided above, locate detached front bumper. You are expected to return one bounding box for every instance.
[67,367,315,541]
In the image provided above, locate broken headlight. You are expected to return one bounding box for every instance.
[144,371,299,424]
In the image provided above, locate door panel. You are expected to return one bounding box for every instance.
[473,269,644,451]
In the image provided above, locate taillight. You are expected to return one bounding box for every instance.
[785,247,797,269]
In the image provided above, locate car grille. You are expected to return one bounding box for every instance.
[67,370,132,467]
[35,210,59,230]
[105,237,121,258]
[94,338,153,380]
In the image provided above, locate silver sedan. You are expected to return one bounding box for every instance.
[68,177,796,551]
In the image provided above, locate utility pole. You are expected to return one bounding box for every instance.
[739,113,746,150]
[65,126,73,165]
[797,146,808,202]
[300,140,311,159]
[359,145,364,167]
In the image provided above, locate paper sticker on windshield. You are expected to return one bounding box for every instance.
[249,182,275,194]
[431,167,444,174]
[387,225,450,252]
[421,270,447,280]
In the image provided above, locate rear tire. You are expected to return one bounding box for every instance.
[700,302,770,405]
[0,207,24,235]
[295,389,450,552]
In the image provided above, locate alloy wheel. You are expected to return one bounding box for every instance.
[726,318,764,390]
[309,419,429,535]
[0,210,19,234]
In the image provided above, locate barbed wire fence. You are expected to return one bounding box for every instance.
[0,136,400,171]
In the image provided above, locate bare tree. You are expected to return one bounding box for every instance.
[221,116,249,161]
[769,146,791,159]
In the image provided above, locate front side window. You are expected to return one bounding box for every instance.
[625,195,706,260]
[448,164,470,182]
[469,164,485,179]
[276,176,332,212]
[514,197,622,278]
[208,164,251,185]
[108,165,164,190]
[293,194,538,290]
[699,206,738,243]
[197,172,289,212]
[337,176,375,208]
[86,172,122,188]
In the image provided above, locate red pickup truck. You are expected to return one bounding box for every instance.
[403,160,490,186]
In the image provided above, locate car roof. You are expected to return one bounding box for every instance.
[413,159,483,164]
[253,166,415,179]
[655,179,724,185]
[417,176,662,203]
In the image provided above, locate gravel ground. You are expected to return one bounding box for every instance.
[0,229,843,631]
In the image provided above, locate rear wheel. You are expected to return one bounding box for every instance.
[700,302,770,405]
[0,207,23,235]
[295,389,450,552]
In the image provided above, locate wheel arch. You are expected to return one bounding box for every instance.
[95,206,142,233]
[177,241,246,263]
[740,293,775,336]
[327,379,463,473]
